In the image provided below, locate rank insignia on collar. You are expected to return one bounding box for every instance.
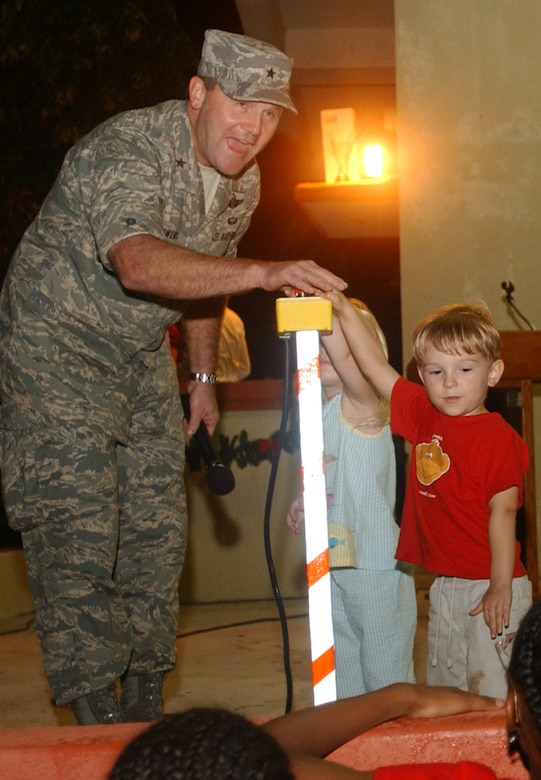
[176,158,186,168]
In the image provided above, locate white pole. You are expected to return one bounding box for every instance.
[295,329,336,704]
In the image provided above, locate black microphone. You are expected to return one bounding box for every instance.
[501,280,515,302]
[181,393,235,496]
[500,281,535,330]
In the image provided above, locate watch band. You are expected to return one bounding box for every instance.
[190,372,218,384]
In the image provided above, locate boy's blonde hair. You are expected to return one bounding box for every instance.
[412,301,501,366]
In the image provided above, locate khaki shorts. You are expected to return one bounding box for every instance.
[426,574,532,698]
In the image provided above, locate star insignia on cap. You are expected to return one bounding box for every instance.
[266,67,275,79]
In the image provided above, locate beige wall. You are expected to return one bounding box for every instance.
[395,0,541,575]
[395,0,541,338]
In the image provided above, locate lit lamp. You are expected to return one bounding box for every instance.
[362,144,384,178]
[294,109,399,238]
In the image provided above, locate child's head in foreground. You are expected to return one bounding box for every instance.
[108,706,294,780]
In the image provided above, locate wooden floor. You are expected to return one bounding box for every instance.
[0,589,429,729]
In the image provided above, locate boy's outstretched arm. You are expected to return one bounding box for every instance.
[323,290,400,402]
[321,311,380,409]
[469,486,518,637]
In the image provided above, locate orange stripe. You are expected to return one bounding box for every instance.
[312,645,335,688]
[306,549,329,588]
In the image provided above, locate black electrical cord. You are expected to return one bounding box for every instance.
[262,334,295,714]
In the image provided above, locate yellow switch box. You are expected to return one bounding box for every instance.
[275,296,333,334]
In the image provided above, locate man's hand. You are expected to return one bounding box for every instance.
[260,260,347,296]
[183,382,219,437]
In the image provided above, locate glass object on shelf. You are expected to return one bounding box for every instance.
[320,108,358,183]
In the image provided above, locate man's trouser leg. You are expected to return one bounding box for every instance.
[115,346,186,721]
[17,430,132,708]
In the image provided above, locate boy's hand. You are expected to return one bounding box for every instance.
[469,583,512,639]
[286,498,305,535]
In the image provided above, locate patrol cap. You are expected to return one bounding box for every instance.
[197,29,297,113]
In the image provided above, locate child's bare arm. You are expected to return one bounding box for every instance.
[263,683,503,768]
[469,486,518,637]
[322,290,400,401]
[321,313,379,408]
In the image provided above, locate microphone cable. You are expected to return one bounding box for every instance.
[263,332,295,714]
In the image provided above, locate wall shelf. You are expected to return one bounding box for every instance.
[294,176,399,239]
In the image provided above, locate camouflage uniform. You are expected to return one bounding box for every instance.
[0,99,260,704]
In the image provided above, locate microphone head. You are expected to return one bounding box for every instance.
[206,463,236,496]
[501,280,515,295]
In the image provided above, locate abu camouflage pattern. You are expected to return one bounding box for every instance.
[0,100,259,364]
[0,96,260,703]
[0,338,186,703]
[197,28,296,113]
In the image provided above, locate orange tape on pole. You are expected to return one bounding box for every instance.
[312,645,336,689]
[295,329,337,704]
[306,549,330,588]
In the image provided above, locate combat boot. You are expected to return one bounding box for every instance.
[70,684,124,725]
[120,672,164,722]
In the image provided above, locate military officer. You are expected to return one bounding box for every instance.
[0,28,346,724]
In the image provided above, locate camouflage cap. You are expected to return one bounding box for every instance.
[197,29,297,113]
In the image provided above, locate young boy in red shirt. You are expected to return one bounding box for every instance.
[322,294,532,698]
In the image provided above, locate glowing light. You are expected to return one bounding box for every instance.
[363,144,384,178]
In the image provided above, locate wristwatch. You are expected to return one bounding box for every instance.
[190,371,218,384]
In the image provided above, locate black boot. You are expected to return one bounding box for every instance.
[70,684,124,725]
[120,672,164,722]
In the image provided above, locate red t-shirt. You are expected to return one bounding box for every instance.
[391,378,528,579]
[374,762,504,779]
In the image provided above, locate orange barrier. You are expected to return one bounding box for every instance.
[330,711,527,779]
[0,710,527,779]
[0,723,146,780]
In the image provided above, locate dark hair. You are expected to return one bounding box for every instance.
[108,707,294,779]
[508,597,541,733]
